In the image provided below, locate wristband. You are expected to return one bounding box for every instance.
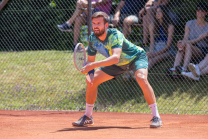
[88,69,95,75]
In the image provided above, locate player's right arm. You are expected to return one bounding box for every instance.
[81,48,122,74]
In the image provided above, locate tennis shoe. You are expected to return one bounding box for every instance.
[181,72,199,81]
[150,116,163,128]
[72,115,94,126]
[188,63,200,77]
[166,68,178,79]
[57,22,73,32]
[175,66,186,74]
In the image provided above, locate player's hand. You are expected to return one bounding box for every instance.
[113,16,119,27]
[81,62,95,74]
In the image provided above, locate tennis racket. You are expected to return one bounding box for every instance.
[73,43,87,72]
[73,43,94,84]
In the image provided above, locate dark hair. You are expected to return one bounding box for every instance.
[154,5,172,35]
[91,11,109,24]
[196,2,208,12]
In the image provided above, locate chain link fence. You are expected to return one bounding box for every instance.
[0,0,207,115]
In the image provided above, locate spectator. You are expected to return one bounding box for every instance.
[167,2,208,77]
[57,0,112,50]
[111,0,147,39]
[147,5,175,70]
[181,54,208,81]
[139,0,180,48]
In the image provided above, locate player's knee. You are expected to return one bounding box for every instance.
[136,73,148,84]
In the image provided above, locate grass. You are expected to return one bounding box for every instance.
[0,51,207,115]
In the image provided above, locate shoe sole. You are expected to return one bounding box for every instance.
[72,122,94,127]
[188,64,199,77]
[58,28,72,32]
[150,124,163,128]
[181,74,199,81]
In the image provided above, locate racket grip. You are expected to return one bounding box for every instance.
[86,69,95,84]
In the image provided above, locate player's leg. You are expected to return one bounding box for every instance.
[86,69,114,104]
[132,51,162,128]
[135,68,156,105]
[135,68,162,128]
[72,69,114,126]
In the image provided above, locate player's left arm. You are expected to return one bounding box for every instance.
[81,48,122,74]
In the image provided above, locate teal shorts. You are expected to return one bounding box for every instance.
[99,51,148,78]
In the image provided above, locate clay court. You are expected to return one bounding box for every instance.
[1,110,208,139]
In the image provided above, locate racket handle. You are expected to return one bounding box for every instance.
[86,69,94,84]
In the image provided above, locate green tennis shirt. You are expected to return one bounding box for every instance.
[88,28,145,66]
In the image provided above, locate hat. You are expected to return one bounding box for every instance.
[196,2,208,12]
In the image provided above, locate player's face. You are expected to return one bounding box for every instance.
[156,8,163,20]
[92,17,106,37]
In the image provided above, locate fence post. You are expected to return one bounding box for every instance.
[88,0,92,37]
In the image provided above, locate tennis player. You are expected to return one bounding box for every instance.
[72,11,163,128]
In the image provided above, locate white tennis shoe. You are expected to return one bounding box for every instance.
[188,63,200,77]
[181,72,199,81]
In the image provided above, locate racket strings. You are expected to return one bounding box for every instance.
[74,44,86,70]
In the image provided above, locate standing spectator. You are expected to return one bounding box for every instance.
[57,0,112,50]
[139,0,180,48]
[182,54,208,81]
[147,5,175,70]
[111,0,147,39]
[167,2,208,77]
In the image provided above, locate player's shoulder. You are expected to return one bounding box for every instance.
[108,29,123,39]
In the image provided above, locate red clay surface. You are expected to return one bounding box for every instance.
[0,110,208,139]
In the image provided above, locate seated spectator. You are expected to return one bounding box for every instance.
[181,54,208,81]
[167,2,208,77]
[139,0,180,48]
[110,0,146,39]
[57,0,112,50]
[147,5,175,70]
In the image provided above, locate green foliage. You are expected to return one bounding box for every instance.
[0,0,77,51]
